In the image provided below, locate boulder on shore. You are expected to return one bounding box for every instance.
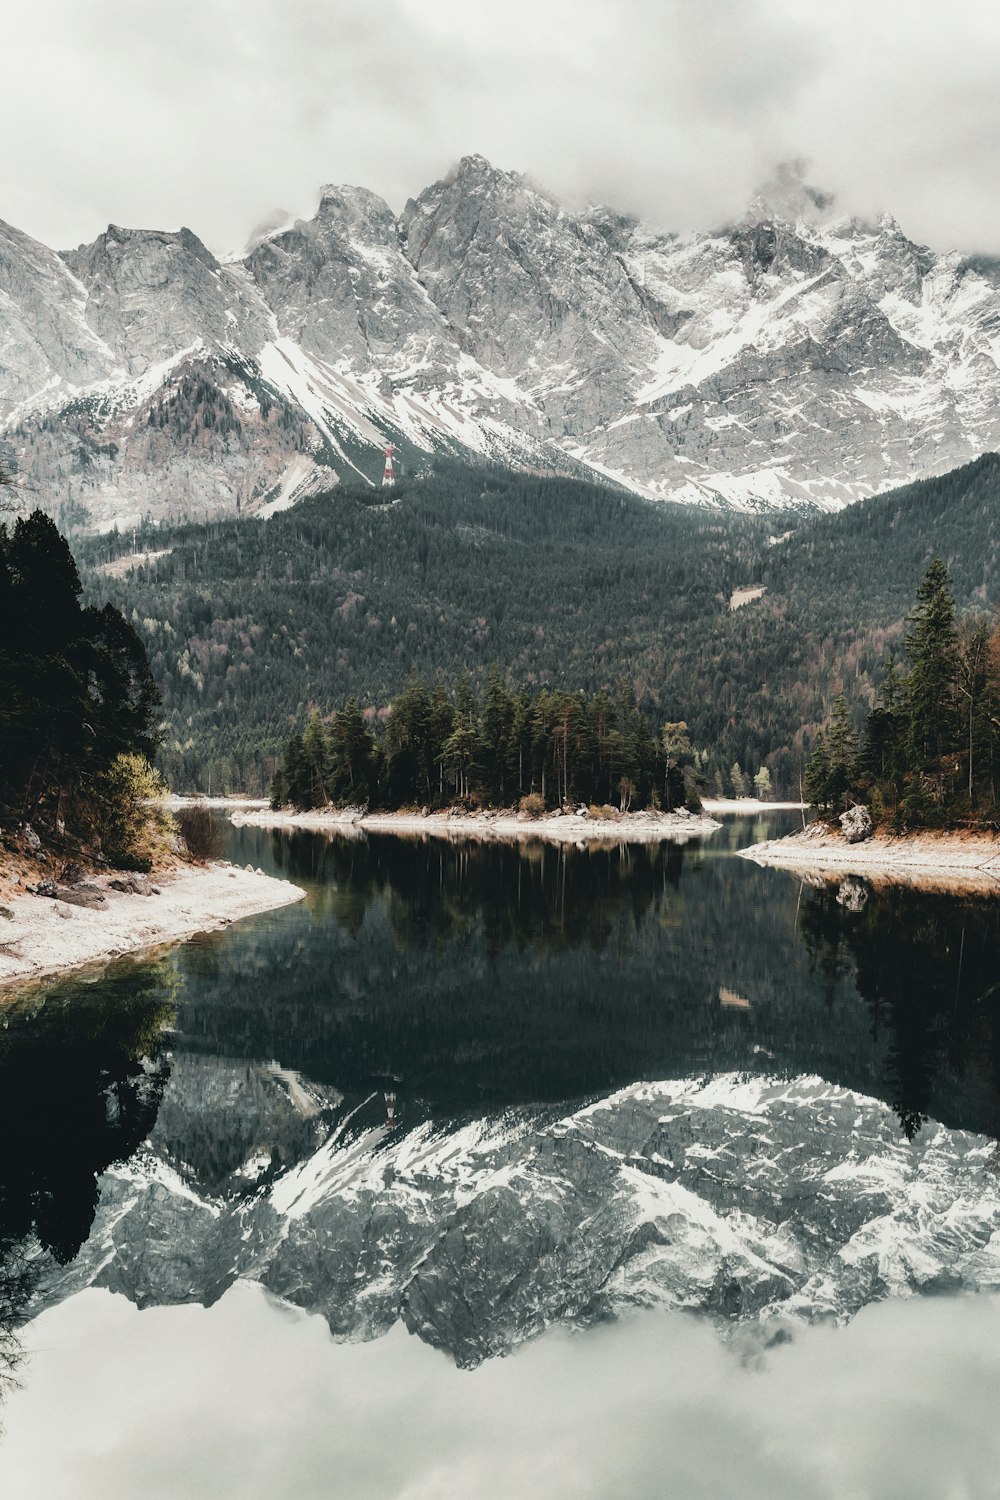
[839,804,873,844]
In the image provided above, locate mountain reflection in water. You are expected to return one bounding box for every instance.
[2,816,1000,1374]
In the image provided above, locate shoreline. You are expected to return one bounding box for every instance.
[161,796,270,810]
[738,824,1000,893]
[700,798,807,815]
[0,863,305,995]
[231,806,722,846]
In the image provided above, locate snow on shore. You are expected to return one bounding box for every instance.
[161,796,269,811]
[701,798,807,815]
[0,864,305,993]
[230,806,722,846]
[739,823,1000,891]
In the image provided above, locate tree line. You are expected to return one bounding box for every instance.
[270,670,704,814]
[806,558,1000,826]
[72,455,1000,800]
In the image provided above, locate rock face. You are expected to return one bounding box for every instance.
[840,804,874,844]
[32,1067,1000,1367]
[6,158,1000,526]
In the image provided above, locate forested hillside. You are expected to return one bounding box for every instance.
[74,455,1000,795]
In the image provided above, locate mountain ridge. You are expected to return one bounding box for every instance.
[4,157,1000,528]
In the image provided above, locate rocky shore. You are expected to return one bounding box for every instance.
[739,820,1000,891]
[0,863,305,994]
[229,805,721,846]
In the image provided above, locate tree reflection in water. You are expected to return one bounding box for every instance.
[0,964,175,1392]
[799,879,1000,1140]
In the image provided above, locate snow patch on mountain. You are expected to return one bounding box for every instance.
[5,158,1000,523]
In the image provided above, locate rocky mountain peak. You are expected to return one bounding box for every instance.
[313,183,401,247]
[58,221,265,375]
[6,152,1000,526]
[65,223,220,275]
[399,154,656,410]
[578,204,642,253]
[448,153,524,191]
[0,218,117,407]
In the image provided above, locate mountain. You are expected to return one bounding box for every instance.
[5,158,1000,527]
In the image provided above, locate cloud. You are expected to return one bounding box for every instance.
[3,1286,1000,1499]
[2,1,1000,253]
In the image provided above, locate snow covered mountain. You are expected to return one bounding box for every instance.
[31,1066,1000,1367]
[4,157,1000,527]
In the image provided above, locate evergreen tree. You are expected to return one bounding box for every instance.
[803,734,831,809]
[825,693,860,810]
[386,676,433,806]
[904,559,959,764]
[956,616,993,803]
[329,698,377,805]
[480,666,512,804]
[0,509,159,834]
[302,710,329,807]
[506,690,534,802]
[428,685,456,803]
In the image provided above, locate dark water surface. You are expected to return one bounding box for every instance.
[3,814,1000,1261]
[2,812,1000,1434]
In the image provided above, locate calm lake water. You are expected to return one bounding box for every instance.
[2,812,1000,1496]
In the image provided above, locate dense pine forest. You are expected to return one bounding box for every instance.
[72,454,1000,797]
[270,674,700,814]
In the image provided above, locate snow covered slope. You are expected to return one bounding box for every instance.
[4,158,1000,525]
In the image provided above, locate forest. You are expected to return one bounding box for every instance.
[270,673,706,814]
[806,559,1000,828]
[71,453,1000,797]
[0,509,164,864]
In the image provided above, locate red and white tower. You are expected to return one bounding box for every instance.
[382,443,397,488]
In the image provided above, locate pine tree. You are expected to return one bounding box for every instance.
[386,676,433,806]
[329,698,377,805]
[302,710,329,807]
[661,721,693,811]
[481,666,512,805]
[904,559,960,763]
[825,693,860,809]
[428,685,455,803]
[506,690,534,801]
[956,616,992,803]
[803,734,832,809]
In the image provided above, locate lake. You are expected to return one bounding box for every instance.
[2,812,1000,1496]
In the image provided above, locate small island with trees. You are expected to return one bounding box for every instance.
[251,670,723,844]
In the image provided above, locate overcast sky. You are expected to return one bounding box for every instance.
[4,0,1000,256]
[5,1286,1000,1498]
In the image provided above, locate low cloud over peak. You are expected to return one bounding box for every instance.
[3,1,1000,256]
